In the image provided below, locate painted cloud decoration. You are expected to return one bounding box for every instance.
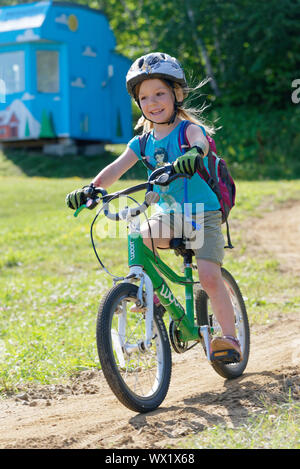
[71,77,85,88]
[82,46,97,57]
[16,28,40,42]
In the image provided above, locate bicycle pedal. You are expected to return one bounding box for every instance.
[211,349,241,364]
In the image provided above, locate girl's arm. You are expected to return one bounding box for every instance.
[92,146,138,189]
[172,124,210,176]
[186,124,209,157]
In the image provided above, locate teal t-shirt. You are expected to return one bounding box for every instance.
[128,121,220,214]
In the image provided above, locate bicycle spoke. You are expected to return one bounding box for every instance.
[109,295,165,398]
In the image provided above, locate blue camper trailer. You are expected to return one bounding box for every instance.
[0,1,132,147]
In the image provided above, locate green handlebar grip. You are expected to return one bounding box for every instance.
[74,204,86,217]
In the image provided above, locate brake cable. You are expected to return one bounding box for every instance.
[90,192,156,279]
[89,181,199,285]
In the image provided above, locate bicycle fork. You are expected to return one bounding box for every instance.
[115,266,154,357]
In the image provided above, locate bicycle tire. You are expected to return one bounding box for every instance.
[195,267,250,379]
[96,282,172,413]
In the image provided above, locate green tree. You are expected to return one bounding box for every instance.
[2,0,299,108]
[39,110,56,138]
[24,118,30,138]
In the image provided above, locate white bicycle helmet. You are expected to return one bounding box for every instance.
[126,52,187,99]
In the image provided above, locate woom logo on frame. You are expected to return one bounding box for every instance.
[159,283,185,313]
[129,240,135,261]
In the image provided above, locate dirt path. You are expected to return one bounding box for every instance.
[0,202,299,449]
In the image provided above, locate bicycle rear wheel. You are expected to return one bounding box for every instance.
[195,267,250,379]
[96,282,172,413]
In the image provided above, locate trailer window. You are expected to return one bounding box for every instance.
[37,50,59,93]
[0,50,25,94]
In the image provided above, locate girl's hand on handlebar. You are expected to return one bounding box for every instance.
[66,186,88,210]
[66,183,105,210]
[172,147,203,176]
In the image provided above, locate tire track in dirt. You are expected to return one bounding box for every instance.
[0,202,299,449]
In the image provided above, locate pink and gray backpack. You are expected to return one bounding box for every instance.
[178,120,236,248]
[139,120,236,248]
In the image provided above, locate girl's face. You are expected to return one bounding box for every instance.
[138,78,174,124]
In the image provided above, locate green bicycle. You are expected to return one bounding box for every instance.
[75,165,250,413]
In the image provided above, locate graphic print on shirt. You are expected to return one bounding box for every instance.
[154,147,168,167]
[152,147,178,208]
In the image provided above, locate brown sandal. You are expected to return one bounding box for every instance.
[211,335,242,362]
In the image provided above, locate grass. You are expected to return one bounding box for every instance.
[177,396,300,449]
[0,147,300,448]
[0,144,146,179]
[1,173,299,390]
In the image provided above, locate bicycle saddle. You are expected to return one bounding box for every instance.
[169,238,195,258]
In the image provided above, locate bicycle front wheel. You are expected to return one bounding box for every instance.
[195,267,250,379]
[96,282,172,413]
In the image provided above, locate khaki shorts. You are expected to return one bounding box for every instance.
[144,210,225,265]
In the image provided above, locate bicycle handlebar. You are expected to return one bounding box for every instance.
[74,164,191,219]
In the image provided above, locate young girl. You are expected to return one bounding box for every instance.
[66,52,242,360]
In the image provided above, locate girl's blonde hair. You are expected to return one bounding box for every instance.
[134,78,215,136]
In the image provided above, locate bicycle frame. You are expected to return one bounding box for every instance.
[127,228,200,344]
[73,177,248,383]
[74,178,212,359]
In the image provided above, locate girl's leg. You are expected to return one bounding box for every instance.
[197,259,236,337]
[197,258,242,359]
[141,219,173,252]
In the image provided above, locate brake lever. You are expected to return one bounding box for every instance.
[74,185,109,218]
[74,197,100,217]
[154,171,191,186]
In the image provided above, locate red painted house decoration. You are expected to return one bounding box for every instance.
[0,109,19,139]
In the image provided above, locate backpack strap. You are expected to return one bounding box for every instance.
[139,132,156,171]
[139,132,149,157]
[178,121,200,232]
[178,120,192,153]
